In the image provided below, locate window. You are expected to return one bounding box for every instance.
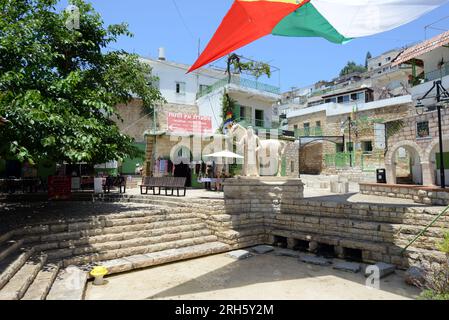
[293,125,298,130]
[386,57,391,62]
[303,122,310,136]
[361,141,373,154]
[176,82,186,95]
[336,143,344,153]
[357,92,365,102]
[255,109,264,127]
[239,106,252,123]
[199,84,210,94]
[315,121,321,128]
[291,161,295,173]
[417,121,430,138]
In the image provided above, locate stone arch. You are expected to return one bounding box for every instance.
[423,135,449,186]
[385,140,425,166]
[423,135,449,161]
[385,140,426,185]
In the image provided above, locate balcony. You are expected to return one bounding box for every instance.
[424,62,449,83]
[196,76,280,99]
[412,61,449,86]
[295,127,323,137]
[234,117,267,129]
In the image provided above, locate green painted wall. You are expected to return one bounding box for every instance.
[281,157,287,177]
[436,153,449,170]
[121,142,146,175]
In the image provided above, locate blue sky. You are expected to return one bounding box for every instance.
[60,0,449,91]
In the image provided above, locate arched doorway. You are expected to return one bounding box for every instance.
[171,146,193,187]
[386,141,424,185]
[425,136,449,187]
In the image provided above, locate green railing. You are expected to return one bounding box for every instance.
[234,117,268,129]
[325,152,384,171]
[295,127,323,137]
[325,152,355,169]
[196,76,280,99]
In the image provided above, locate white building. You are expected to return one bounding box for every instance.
[142,48,224,106]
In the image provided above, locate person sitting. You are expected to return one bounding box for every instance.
[205,165,213,190]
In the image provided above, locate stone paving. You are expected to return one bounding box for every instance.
[85,250,420,300]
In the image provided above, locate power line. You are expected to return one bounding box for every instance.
[171,0,196,41]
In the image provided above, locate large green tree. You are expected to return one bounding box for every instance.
[339,61,367,77]
[0,0,164,165]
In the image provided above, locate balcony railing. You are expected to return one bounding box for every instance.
[234,117,267,129]
[424,62,449,83]
[197,76,280,99]
[294,127,323,137]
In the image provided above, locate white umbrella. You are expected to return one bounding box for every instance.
[204,150,244,159]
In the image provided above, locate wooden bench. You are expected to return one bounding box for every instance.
[103,176,126,193]
[140,177,187,197]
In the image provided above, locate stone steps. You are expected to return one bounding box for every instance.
[33,221,208,252]
[21,262,61,300]
[14,209,197,238]
[0,240,24,262]
[46,266,88,300]
[0,249,34,290]
[97,195,189,207]
[45,227,215,261]
[0,253,47,300]
[16,214,201,244]
[97,241,230,275]
[62,234,219,267]
[0,231,14,246]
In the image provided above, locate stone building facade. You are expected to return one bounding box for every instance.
[385,107,449,186]
[288,98,413,176]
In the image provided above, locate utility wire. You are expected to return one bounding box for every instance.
[171,0,196,41]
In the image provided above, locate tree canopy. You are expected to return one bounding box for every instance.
[339,61,367,77]
[0,0,164,165]
[365,51,372,69]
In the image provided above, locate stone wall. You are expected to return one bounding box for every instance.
[114,99,199,142]
[385,108,449,186]
[288,103,412,174]
[283,141,299,177]
[299,143,323,174]
[196,177,449,269]
[360,183,449,206]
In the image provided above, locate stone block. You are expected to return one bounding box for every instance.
[333,261,361,273]
[405,266,425,287]
[226,250,253,260]
[364,262,396,278]
[299,255,332,266]
[252,245,274,254]
[273,248,300,258]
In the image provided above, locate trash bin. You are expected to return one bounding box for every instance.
[94,178,104,194]
[376,169,387,184]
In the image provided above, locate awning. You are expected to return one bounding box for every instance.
[392,30,449,66]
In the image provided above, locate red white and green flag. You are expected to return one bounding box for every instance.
[189,0,448,72]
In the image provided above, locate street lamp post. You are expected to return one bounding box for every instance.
[416,80,449,188]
